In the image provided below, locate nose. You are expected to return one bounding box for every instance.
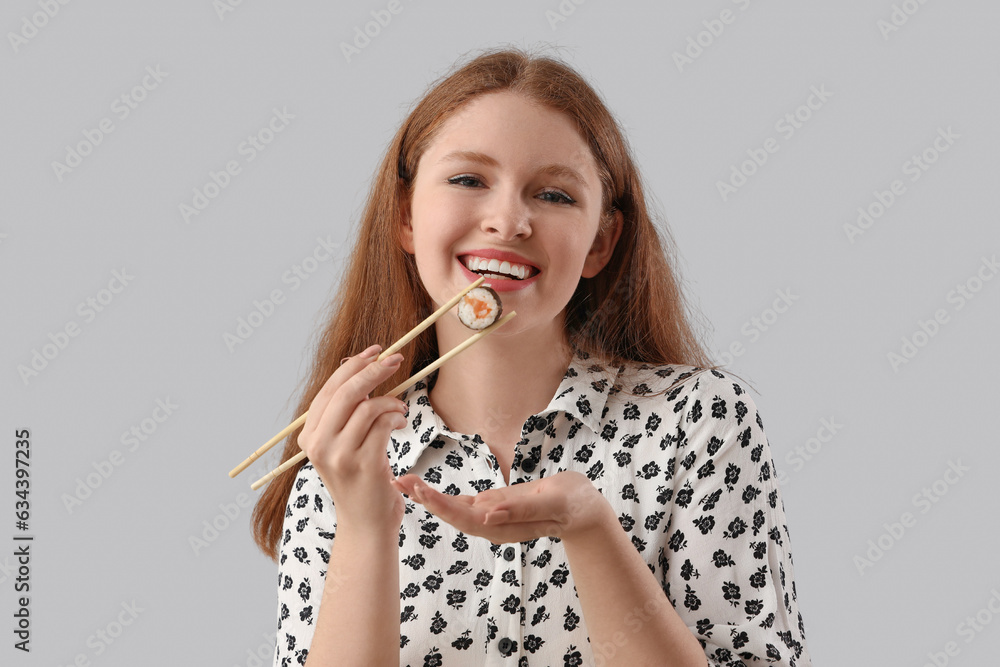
[481,192,532,241]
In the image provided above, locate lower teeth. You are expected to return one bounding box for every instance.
[480,272,516,280]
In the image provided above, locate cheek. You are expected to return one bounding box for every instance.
[416,202,475,245]
[551,230,595,265]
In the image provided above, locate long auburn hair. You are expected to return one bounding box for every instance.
[251,46,719,560]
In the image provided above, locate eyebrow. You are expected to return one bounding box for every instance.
[436,150,588,188]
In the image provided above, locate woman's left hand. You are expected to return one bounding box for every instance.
[391,470,615,545]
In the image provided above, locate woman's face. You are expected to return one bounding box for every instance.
[400,91,620,338]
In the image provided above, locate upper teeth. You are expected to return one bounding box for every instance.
[463,256,533,280]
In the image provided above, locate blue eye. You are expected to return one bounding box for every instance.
[539,190,576,205]
[448,176,575,205]
[448,175,483,187]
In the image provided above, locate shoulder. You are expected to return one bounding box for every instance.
[608,362,764,433]
[613,361,752,405]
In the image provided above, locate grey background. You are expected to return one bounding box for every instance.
[2,1,999,665]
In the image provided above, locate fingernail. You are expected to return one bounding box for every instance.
[381,353,404,367]
[361,344,382,358]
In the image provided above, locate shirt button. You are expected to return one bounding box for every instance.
[503,546,516,561]
[498,637,514,654]
[521,458,536,473]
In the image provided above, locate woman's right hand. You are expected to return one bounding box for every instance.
[296,344,409,535]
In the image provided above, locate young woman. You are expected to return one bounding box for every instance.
[253,47,812,667]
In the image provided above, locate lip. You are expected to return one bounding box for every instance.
[457,249,541,292]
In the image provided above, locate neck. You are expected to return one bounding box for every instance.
[427,313,574,443]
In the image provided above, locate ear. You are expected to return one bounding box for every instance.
[398,186,415,254]
[581,209,623,279]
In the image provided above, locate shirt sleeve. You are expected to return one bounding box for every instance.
[272,463,337,667]
[661,370,811,667]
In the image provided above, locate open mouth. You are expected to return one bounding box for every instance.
[459,255,538,281]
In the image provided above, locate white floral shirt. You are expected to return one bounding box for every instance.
[272,350,811,666]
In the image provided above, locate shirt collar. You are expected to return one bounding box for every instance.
[388,349,624,477]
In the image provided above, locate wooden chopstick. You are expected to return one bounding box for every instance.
[228,277,485,479]
[249,310,515,491]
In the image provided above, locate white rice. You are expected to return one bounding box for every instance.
[457,286,502,330]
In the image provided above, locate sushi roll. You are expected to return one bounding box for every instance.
[457,286,503,330]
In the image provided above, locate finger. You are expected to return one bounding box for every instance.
[408,480,509,526]
[484,490,554,524]
[301,344,382,441]
[471,480,587,531]
[410,489,561,544]
[352,402,409,464]
[308,396,406,471]
[408,484,491,530]
[475,519,564,544]
[483,509,512,525]
[391,474,419,498]
[468,480,543,509]
[393,476,478,507]
[311,352,406,445]
[304,405,407,486]
[312,344,383,406]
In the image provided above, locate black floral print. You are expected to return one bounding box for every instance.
[273,351,811,666]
